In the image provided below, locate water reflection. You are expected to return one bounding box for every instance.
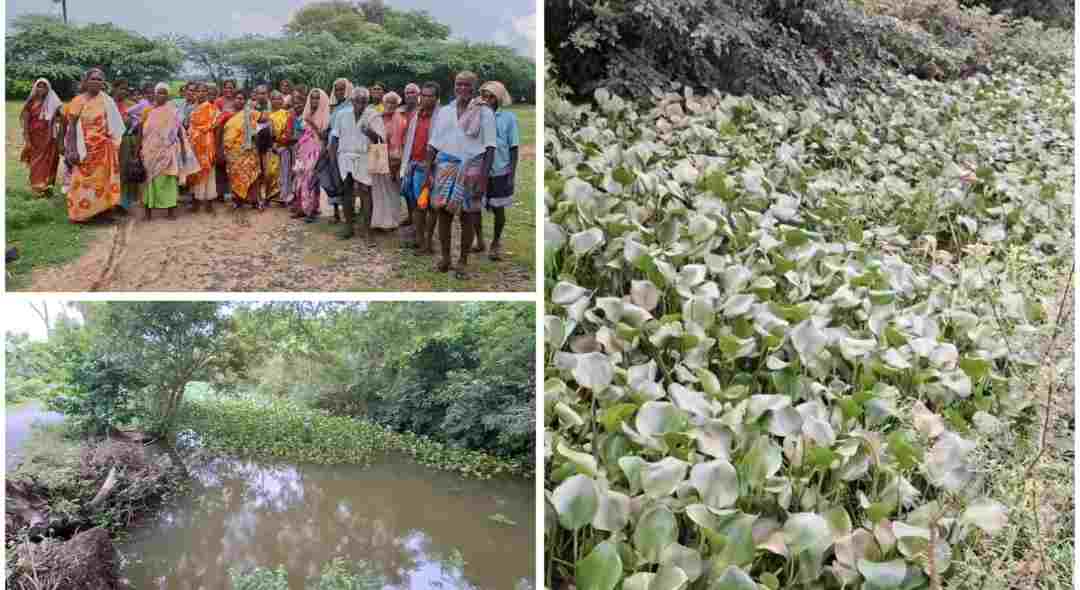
[120,455,534,590]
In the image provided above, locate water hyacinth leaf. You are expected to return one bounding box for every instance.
[939,369,972,398]
[622,573,655,590]
[552,474,598,531]
[690,460,739,508]
[631,280,661,311]
[661,544,703,582]
[556,402,585,428]
[744,436,783,488]
[571,228,606,255]
[557,441,599,477]
[599,403,639,433]
[911,401,945,439]
[649,565,689,590]
[553,281,589,305]
[574,352,615,390]
[576,541,623,590]
[960,498,1008,534]
[926,432,976,492]
[783,513,832,555]
[642,457,690,498]
[637,402,688,438]
[634,505,679,563]
[715,513,758,568]
[857,559,907,589]
[711,566,757,590]
[824,506,853,542]
[619,456,647,494]
[791,320,827,364]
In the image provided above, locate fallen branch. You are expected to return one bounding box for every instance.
[87,467,118,510]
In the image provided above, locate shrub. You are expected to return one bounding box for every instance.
[995,17,1075,71]
[862,0,1006,61]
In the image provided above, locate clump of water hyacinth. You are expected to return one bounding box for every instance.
[544,58,1072,589]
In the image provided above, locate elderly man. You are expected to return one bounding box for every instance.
[329,86,379,243]
[423,71,496,278]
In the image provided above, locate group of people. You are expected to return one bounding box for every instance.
[19,69,522,277]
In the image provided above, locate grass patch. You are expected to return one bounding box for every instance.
[10,423,84,495]
[176,395,528,479]
[5,101,102,291]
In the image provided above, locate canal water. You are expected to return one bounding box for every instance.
[119,454,534,589]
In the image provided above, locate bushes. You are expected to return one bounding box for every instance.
[177,396,528,478]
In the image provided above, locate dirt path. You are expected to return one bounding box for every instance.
[25,203,532,292]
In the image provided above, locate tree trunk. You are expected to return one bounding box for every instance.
[87,467,118,510]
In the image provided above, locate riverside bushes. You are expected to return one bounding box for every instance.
[177,396,529,479]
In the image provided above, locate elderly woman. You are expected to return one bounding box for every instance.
[222,90,268,208]
[369,91,406,231]
[140,83,200,220]
[188,82,220,212]
[400,81,440,251]
[293,88,331,222]
[423,71,496,278]
[278,85,308,206]
[64,67,127,222]
[19,78,64,196]
[472,81,520,260]
[264,90,290,203]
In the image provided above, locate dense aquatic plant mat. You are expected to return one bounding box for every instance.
[542,59,1072,589]
[177,397,528,479]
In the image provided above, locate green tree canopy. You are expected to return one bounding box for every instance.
[5,14,184,98]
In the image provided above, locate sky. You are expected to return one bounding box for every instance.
[5,0,537,58]
[1,301,80,340]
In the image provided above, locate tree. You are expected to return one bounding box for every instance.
[283,1,376,42]
[28,301,51,337]
[382,8,451,40]
[6,15,184,99]
[175,35,237,85]
[94,302,231,435]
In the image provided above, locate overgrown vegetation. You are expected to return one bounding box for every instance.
[15,301,534,471]
[544,8,1072,587]
[546,0,1072,101]
[177,395,527,478]
[6,3,534,101]
[230,557,388,589]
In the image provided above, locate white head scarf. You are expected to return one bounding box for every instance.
[480,81,512,107]
[25,78,62,121]
[302,88,331,136]
[330,78,354,107]
[154,82,170,93]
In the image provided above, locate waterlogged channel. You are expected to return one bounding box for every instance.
[119,454,534,590]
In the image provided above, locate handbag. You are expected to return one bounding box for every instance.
[368,143,390,175]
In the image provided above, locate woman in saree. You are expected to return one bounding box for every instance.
[222,90,268,209]
[214,79,237,111]
[20,78,64,196]
[292,88,331,222]
[422,71,496,277]
[264,90,289,203]
[64,67,127,222]
[140,83,200,220]
[369,92,406,231]
[188,82,220,212]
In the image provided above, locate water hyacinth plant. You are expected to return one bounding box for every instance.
[543,57,1072,589]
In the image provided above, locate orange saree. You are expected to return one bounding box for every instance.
[65,94,122,221]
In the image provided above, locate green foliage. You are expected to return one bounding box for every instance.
[91,302,234,435]
[5,14,184,99]
[184,33,534,103]
[230,559,387,590]
[543,45,1071,589]
[284,1,378,40]
[47,355,143,436]
[230,565,289,590]
[960,0,1074,28]
[233,302,535,464]
[11,423,83,496]
[177,395,527,478]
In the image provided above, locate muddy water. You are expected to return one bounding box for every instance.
[119,455,534,590]
[6,400,64,469]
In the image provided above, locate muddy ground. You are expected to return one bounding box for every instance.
[25,202,532,292]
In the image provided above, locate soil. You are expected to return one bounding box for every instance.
[11,527,120,590]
